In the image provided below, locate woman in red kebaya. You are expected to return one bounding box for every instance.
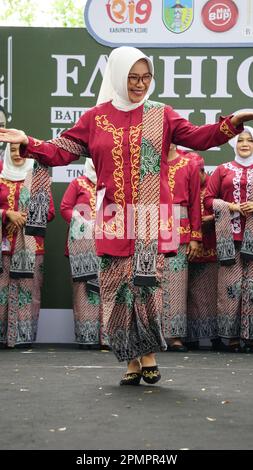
[162,144,201,352]
[0,143,55,347]
[0,46,252,383]
[60,159,108,349]
[186,153,219,350]
[204,127,253,353]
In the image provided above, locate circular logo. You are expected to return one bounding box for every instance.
[201,0,238,32]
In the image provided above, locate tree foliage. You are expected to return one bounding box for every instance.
[51,0,84,27]
[0,0,85,27]
[0,0,36,26]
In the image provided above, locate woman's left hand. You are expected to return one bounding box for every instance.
[186,241,200,261]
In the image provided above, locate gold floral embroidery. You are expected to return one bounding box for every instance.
[196,247,216,258]
[200,186,206,215]
[168,157,189,197]
[160,216,173,231]
[220,121,235,139]
[95,115,124,236]
[142,369,161,379]
[178,224,191,234]
[36,242,44,251]
[77,178,96,219]
[1,179,23,244]
[129,124,142,205]
[191,230,202,239]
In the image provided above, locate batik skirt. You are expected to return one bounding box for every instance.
[162,244,188,339]
[217,245,253,339]
[0,254,43,347]
[98,254,167,362]
[187,262,218,341]
[72,280,109,346]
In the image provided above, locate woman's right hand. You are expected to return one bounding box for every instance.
[6,222,17,235]
[0,128,29,145]
[6,210,27,228]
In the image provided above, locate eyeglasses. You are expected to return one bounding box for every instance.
[128,73,153,85]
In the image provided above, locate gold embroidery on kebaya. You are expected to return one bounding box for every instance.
[77,178,96,219]
[95,115,124,236]
[220,121,235,138]
[200,186,206,215]
[191,230,202,239]
[160,216,173,231]
[168,157,189,196]
[178,224,191,234]
[196,246,216,258]
[36,242,44,251]
[129,124,142,205]
[1,179,22,243]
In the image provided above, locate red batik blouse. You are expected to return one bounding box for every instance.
[0,178,55,254]
[60,175,96,256]
[20,101,242,256]
[168,150,202,244]
[204,161,253,241]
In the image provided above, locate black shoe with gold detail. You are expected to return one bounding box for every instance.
[120,372,142,386]
[141,365,161,384]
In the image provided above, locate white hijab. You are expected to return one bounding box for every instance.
[86,46,154,182]
[229,126,253,167]
[97,46,154,111]
[0,143,34,181]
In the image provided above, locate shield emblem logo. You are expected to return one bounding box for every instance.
[163,0,194,34]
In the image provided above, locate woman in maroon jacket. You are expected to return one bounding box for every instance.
[0,143,55,347]
[162,145,202,352]
[204,127,253,352]
[60,159,108,349]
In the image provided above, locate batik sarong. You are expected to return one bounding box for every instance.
[187,262,218,340]
[99,254,166,362]
[162,244,188,339]
[0,254,43,347]
[217,244,253,340]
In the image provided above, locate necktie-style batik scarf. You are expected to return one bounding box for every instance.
[9,168,37,278]
[213,199,236,265]
[133,101,165,286]
[0,162,51,278]
[25,161,51,237]
[214,193,253,264]
[68,205,99,290]
[240,169,253,261]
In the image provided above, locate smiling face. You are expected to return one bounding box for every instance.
[236,131,253,159]
[10,143,26,167]
[127,59,152,104]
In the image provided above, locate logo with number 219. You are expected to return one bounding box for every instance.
[106,0,152,24]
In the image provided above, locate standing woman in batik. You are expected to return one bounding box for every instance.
[186,153,219,350]
[204,127,253,353]
[60,159,108,348]
[0,47,250,384]
[162,145,202,352]
[0,143,55,348]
